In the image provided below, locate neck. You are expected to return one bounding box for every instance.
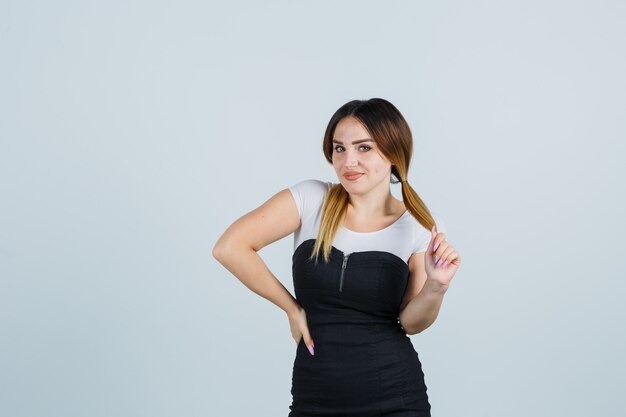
[347,184,403,218]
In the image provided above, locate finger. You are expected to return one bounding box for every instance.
[302,327,315,356]
[442,251,459,269]
[434,241,450,265]
[439,245,458,268]
[441,241,454,261]
[429,226,438,254]
[433,232,446,253]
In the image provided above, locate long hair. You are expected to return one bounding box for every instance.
[309,98,440,264]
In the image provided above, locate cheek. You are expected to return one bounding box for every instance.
[372,161,390,176]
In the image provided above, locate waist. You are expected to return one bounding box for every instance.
[306,321,409,345]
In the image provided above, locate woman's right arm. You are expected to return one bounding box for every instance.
[212,188,302,316]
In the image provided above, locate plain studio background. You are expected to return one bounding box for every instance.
[1,1,624,416]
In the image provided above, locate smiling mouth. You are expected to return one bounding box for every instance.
[344,173,364,180]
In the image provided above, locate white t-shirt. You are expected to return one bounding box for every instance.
[288,179,446,264]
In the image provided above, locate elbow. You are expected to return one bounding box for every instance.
[212,239,252,264]
[212,241,233,263]
[399,311,419,335]
[406,321,436,335]
[401,318,429,335]
[212,233,236,263]
[404,326,421,336]
[212,243,224,262]
[400,320,419,336]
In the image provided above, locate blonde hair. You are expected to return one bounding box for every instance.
[309,98,439,264]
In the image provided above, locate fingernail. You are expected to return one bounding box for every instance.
[436,259,442,268]
[434,256,439,265]
[443,260,449,268]
[307,344,315,356]
[433,242,439,252]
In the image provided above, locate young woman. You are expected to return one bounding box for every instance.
[213,98,461,416]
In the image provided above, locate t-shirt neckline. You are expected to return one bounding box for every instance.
[339,209,410,234]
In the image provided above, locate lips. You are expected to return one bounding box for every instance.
[344,172,364,180]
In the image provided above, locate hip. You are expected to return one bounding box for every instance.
[291,334,429,414]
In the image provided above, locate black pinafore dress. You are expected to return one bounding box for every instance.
[288,238,431,417]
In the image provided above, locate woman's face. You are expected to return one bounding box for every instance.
[331,116,392,195]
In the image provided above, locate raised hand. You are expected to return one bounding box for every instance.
[424,226,461,288]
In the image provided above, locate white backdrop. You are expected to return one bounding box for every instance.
[1,1,625,416]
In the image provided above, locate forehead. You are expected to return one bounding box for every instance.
[333,117,372,142]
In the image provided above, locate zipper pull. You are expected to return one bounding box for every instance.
[339,253,351,292]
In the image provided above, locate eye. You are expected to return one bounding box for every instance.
[334,145,372,152]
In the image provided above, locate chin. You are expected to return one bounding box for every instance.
[342,183,368,193]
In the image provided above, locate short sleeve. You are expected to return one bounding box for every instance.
[413,214,447,254]
[288,179,332,221]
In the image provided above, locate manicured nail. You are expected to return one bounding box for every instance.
[307,344,315,356]
[436,259,443,268]
[433,242,439,252]
[434,256,439,265]
[443,260,449,268]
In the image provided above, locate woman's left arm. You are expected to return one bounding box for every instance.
[399,229,461,335]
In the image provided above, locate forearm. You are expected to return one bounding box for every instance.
[214,245,300,316]
[399,278,448,335]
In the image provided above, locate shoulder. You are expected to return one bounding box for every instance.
[408,211,446,232]
[288,179,333,194]
[287,179,334,218]
[411,212,447,253]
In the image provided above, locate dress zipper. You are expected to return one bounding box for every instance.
[339,252,351,293]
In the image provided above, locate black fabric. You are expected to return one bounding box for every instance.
[288,239,431,417]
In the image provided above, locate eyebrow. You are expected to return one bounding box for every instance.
[331,138,374,145]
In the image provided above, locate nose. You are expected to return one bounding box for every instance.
[343,149,359,167]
